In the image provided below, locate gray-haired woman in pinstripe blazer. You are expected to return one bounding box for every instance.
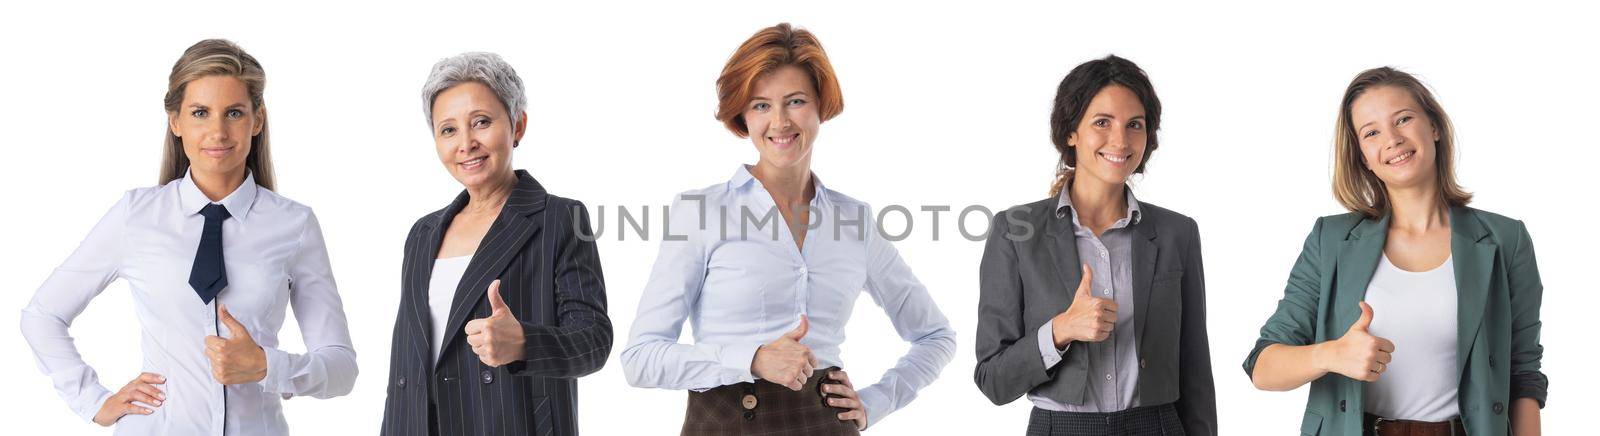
[380,52,613,436]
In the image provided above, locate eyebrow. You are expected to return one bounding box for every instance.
[1356,108,1419,131]
[750,92,810,101]
[1090,112,1144,119]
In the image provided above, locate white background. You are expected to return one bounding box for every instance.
[3,1,1596,434]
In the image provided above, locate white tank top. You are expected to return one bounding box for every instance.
[1362,253,1460,421]
[429,255,473,363]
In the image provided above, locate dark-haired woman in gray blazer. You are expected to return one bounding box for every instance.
[974,55,1216,436]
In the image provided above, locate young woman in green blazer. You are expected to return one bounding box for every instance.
[1243,67,1547,435]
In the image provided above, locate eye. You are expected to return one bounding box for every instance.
[472,116,491,128]
[1128,120,1144,130]
[225,109,245,119]
[191,109,208,118]
[751,102,771,112]
[1362,129,1378,139]
[787,98,807,107]
[439,125,456,136]
[1093,118,1110,128]
[1396,115,1412,126]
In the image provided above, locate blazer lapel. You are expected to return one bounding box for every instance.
[1131,215,1158,346]
[1332,214,1389,333]
[1450,206,1494,378]
[436,171,549,368]
[1044,208,1084,307]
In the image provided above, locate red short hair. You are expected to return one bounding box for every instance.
[716,23,844,137]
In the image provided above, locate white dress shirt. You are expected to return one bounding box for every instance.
[622,165,957,428]
[20,171,358,435]
[1363,254,1460,421]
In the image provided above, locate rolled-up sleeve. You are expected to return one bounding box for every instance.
[1243,217,1326,378]
[19,193,129,421]
[1506,221,1548,407]
[262,211,358,399]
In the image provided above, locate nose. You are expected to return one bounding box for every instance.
[207,114,229,142]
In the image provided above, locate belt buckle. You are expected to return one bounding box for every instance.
[1371,416,1393,435]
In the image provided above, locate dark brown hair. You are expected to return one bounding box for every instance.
[1047,55,1161,196]
[159,39,275,190]
[1332,67,1470,218]
[715,23,844,137]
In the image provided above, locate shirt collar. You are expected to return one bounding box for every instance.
[729,164,831,207]
[179,170,259,222]
[1054,181,1141,227]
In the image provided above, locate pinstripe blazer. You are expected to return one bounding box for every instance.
[381,170,613,436]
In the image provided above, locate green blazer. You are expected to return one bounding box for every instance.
[1243,206,1547,435]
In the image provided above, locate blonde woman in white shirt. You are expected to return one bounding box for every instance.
[19,39,357,435]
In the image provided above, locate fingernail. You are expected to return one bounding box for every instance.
[159,393,166,400]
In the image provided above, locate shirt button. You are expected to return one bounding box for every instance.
[1489,354,1496,369]
[1139,359,1147,369]
[1338,399,1347,412]
[1105,374,1113,382]
[1103,289,1111,296]
[396,377,406,389]
[1493,402,1505,415]
[742,394,759,410]
[480,370,494,384]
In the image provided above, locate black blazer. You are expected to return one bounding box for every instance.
[973,197,1217,435]
[381,170,612,436]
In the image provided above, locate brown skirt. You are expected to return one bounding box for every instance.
[682,366,861,436]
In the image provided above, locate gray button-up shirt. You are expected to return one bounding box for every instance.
[1031,185,1142,412]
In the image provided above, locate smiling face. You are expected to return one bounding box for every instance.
[1068,85,1148,188]
[1350,85,1440,191]
[744,65,822,172]
[168,75,262,179]
[431,81,525,191]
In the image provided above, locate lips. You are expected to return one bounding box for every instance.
[201,146,234,158]
[1384,150,1415,166]
[768,133,799,148]
[1099,151,1132,165]
[458,156,487,171]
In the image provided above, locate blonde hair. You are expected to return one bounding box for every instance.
[1332,67,1469,218]
[159,39,275,190]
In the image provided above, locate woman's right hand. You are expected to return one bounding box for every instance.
[1315,302,1394,382]
[751,316,817,391]
[1051,264,1117,348]
[93,372,165,426]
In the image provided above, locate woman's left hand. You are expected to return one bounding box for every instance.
[823,369,868,430]
[465,280,527,366]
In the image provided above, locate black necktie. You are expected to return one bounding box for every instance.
[189,203,231,304]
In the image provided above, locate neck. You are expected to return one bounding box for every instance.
[1068,174,1127,227]
[1386,179,1447,233]
[193,167,248,202]
[464,172,517,215]
[751,161,814,208]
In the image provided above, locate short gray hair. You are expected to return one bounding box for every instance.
[421,52,527,128]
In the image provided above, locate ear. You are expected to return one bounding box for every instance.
[1065,131,1078,148]
[512,110,528,147]
[168,111,181,138]
[252,106,267,137]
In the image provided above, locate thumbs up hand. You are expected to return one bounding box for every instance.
[1051,264,1119,348]
[1317,302,1395,382]
[205,303,267,384]
[752,315,819,391]
[465,280,526,367]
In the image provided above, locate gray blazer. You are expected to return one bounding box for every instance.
[974,197,1216,435]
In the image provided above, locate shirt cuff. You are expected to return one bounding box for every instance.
[260,345,292,394]
[74,388,114,423]
[1037,322,1069,370]
[716,342,762,383]
[857,384,890,430]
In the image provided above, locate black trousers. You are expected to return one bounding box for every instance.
[682,367,859,436]
[1025,403,1186,436]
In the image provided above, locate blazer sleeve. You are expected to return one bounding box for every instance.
[973,209,1055,405]
[1506,221,1548,407]
[1242,217,1327,378]
[505,198,613,378]
[1175,217,1218,435]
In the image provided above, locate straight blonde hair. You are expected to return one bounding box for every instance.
[159,39,275,190]
[1332,67,1470,218]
